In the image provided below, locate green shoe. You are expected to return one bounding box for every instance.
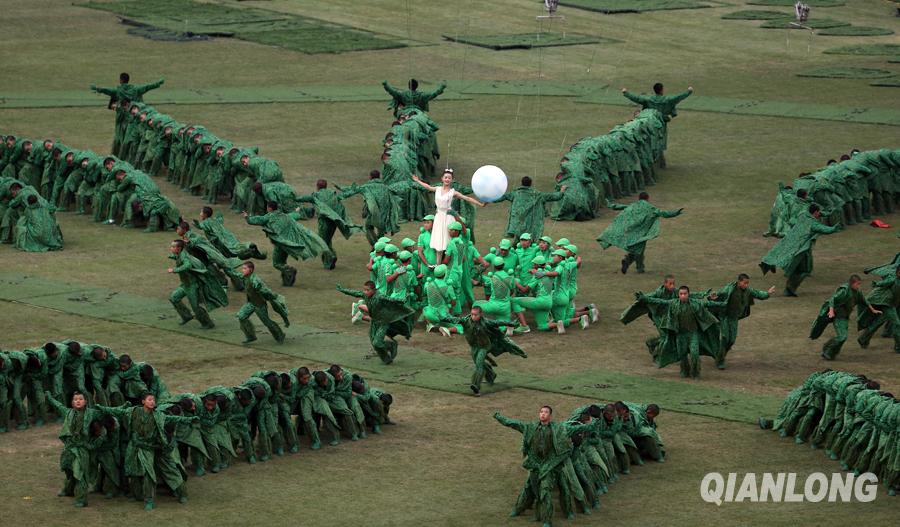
[144,500,154,511]
[311,441,321,450]
[289,445,299,454]
[329,439,340,446]
[372,424,381,435]
[74,501,86,508]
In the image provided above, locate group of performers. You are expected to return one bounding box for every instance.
[0,342,393,509]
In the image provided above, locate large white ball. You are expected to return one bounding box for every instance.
[471,165,508,203]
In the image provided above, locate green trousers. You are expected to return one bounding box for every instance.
[822,317,849,359]
[237,303,284,343]
[170,286,214,327]
[676,331,700,378]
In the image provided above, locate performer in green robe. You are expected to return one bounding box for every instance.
[711,274,775,369]
[760,204,839,296]
[10,185,63,252]
[289,366,338,449]
[96,393,196,510]
[639,286,725,378]
[336,281,415,364]
[495,406,600,527]
[296,179,360,269]
[382,78,447,117]
[166,239,228,329]
[856,267,900,353]
[599,192,682,274]
[236,261,289,344]
[245,201,332,286]
[497,176,564,240]
[341,170,402,246]
[90,73,164,103]
[810,275,880,360]
[45,391,103,507]
[194,206,266,260]
[442,305,526,396]
[621,84,693,122]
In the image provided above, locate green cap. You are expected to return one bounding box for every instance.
[384,244,399,254]
[539,236,553,243]
[499,239,512,250]
[531,255,547,266]
[555,237,570,246]
[434,264,448,277]
[377,236,391,244]
[492,255,506,267]
[374,241,386,252]
[401,237,416,248]
[565,244,577,254]
[398,250,412,261]
[448,221,463,231]
[519,233,532,240]
[552,249,568,257]
[423,214,435,221]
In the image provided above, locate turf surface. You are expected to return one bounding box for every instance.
[797,66,897,79]
[824,43,900,55]
[747,0,844,6]
[79,0,410,53]
[2,0,899,524]
[817,26,895,36]
[442,32,613,50]
[560,0,714,13]
[759,18,850,29]
[721,10,792,20]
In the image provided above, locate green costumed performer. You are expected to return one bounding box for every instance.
[442,305,526,396]
[638,286,725,378]
[341,170,401,246]
[296,179,361,269]
[11,187,63,252]
[760,204,839,296]
[45,391,104,507]
[290,366,338,450]
[856,266,900,353]
[710,273,775,369]
[336,281,415,364]
[236,261,289,344]
[245,201,332,286]
[497,176,564,240]
[166,239,228,329]
[90,73,164,103]
[422,264,463,336]
[96,393,196,510]
[810,275,880,360]
[382,78,447,117]
[494,406,601,527]
[194,206,266,260]
[599,192,682,274]
[621,83,692,167]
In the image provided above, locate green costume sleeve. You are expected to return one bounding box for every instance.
[493,412,525,433]
[622,91,651,106]
[421,82,447,102]
[656,207,683,218]
[382,81,403,99]
[45,392,67,415]
[336,285,366,299]
[749,287,770,300]
[669,90,692,105]
[133,78,165,98]
[91,85,117,96]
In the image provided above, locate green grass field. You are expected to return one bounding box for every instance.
[1,0,899,524]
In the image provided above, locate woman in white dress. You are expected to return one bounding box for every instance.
[411,169,485,267]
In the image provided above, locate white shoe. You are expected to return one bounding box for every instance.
[590,304,599,323]
[351,310,364,325]
[579,315,589,330]
[439,326,452,338]
[351,302,358,318]
[505,327,513,337]
[425,323,434,333]
[556,321,566,334]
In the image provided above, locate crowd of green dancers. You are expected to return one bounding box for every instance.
[337,225,599,395]
[0,342,394,510]
[759,370,898,496]
[495,401,665,527]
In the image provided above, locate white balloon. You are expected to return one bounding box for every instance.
[471,165,508,203]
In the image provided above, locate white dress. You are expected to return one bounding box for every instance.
[430,187,455,251]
